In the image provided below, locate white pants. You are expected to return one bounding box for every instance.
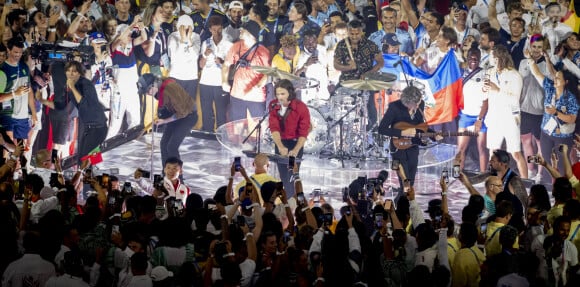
[486,115,521,153]
[106,65,141,139]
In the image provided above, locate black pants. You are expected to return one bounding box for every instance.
[392,145,419,187]
[199,84,229,132]
[275,139,303,198]
[78,123,108,164]
[160,112,197,166]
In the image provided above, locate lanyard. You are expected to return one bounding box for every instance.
[571,224,580,241]
[502,169,513,190]
[482,0,488,6]
[462,28,470,42]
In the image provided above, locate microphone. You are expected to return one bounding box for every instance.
[270,102,280,110]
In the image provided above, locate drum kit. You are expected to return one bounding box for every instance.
[251,66,398,164]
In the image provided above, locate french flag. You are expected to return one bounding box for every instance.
[389,50,464,125]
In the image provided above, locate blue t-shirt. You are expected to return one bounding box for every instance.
[541,77,579,138]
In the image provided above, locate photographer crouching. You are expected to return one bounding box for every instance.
[65,61,108,164]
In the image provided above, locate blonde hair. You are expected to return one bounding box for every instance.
[279,35,298,48]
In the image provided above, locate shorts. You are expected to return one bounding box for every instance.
[0,117,31,139]
[520,112,542,139]
[458,112,487,132]
[487,117,521,153]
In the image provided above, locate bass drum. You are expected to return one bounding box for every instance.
[304,106,328,154]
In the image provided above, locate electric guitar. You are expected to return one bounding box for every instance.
[391,122,478,150]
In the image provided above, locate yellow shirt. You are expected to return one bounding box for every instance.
[547,204,564,228]
[234,173,280,205]
[451,246,486,287]
[485,221,519,257]
[447,237,461,267]
[567,220,580,262]
[271,47,301,74]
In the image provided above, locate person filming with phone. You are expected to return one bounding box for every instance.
[268,79,310,198]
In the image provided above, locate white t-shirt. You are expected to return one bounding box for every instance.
[168,31,201,81]
[462,68,487,116]
[200,36,233,86]
[531,235,579,286]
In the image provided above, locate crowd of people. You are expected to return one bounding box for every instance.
[1,0,580,286]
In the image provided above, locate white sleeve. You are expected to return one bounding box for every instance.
[569,242,579,267]
[409,199,426,230]
[437,228,450,271]
[562,58,580,79]
[348,227,361,253]
[136,177,153,194]
[308,229,324,255]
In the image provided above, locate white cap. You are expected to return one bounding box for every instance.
[229,0,244,10]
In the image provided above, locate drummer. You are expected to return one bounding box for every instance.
[334,20,384,130]
[295,29,329,102]
[268,79,311,197]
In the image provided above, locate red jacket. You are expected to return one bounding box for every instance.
[268,99,311,140]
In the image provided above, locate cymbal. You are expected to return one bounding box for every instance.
[341,79,393,91]
[251,66,300,80]
[292,77,319,89]
[363,72,397,82]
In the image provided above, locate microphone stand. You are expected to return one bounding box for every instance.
[328,104,358,168]
[243,110,269,154]
[397,55,410,87]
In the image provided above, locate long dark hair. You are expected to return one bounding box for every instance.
[274,79,297,100]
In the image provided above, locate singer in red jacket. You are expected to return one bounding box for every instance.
[268,79,310,197]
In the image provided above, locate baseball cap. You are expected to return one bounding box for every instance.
[150,266,173,282]
[89,32,107,44]
[383,33,401,46]
[229,0,244,10]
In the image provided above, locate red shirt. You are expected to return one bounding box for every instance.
[268,99,311,140]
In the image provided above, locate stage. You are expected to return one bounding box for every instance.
[96,130,482,222]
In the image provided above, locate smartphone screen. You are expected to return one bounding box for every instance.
[297,192,305,203]
[234,157,241,171]
[313,189,321,202]
[375,214,383,228]
[452,165,460,178]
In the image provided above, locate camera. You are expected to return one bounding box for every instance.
[123,182,132,195]
[375,213,383,228]
[30,43,96,68]
[297,192,305,204]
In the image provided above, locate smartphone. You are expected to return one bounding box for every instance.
[123,182,132,193]
[375,213,383,228]
[441,168,449,184]
[559,144,565,153]
[324,17,330,26]
[110,168,119,175]
[50,172,59,186]
[323,213,333,224]
[234,156,241,171]
[237,215,246,226]
[283,230,291,243]
[140,169,151,178]
[288,156,295,170]
[297,192,305,203]
[312,188,321,202]
[527,155,539,164]
[391,159,400,170]
[154,174,163,185]
[452,165,460,178]
[480,223,487,234]
[345,206,352,216]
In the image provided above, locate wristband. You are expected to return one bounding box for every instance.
[228,176,234,180]
[222,252,235,258]
[313,277,325,285]
[250,203,260,208]
[57,172,63,175]
[220,215,228,219]
[294,179,302,183]
[48,28,56,33]
[441,192,447,196]
[301,206,310,212]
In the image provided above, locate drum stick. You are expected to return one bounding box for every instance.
[345,38,355,64]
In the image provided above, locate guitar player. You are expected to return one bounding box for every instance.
[378,85,441,187]
[269,80,311,198]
